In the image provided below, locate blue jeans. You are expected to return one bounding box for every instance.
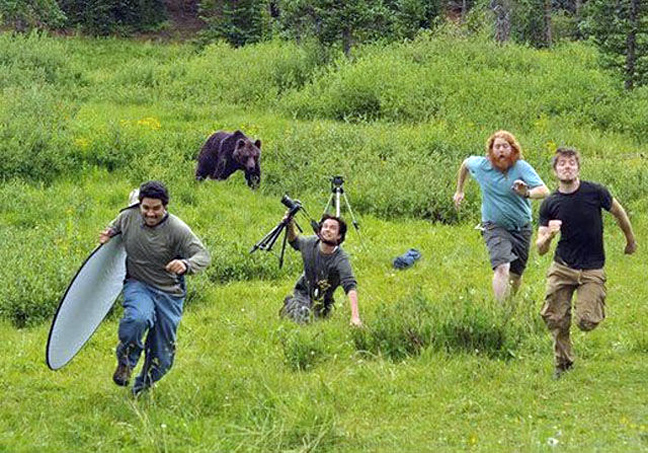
[116,279,184,393]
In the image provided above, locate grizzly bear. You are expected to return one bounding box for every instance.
[195,130,261,189]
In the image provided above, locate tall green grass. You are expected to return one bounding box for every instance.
[1,31,647,220]
[0,31,646,450]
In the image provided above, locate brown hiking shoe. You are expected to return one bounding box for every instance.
[113,362,132,386]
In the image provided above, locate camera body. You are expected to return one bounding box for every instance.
[281,194,302,217]
[331,175,344,188]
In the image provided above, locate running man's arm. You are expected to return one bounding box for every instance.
[536,221,561,256]
[609,198,637,254]
[528,184,550,199]
[512,161,550,200]
[453,159,470,208]
[99,227,115,244]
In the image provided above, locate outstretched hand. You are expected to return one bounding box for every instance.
[350,316,363,328]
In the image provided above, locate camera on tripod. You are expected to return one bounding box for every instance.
[250,193,316,268]
[281,194,302,215]
[331,175,344,191]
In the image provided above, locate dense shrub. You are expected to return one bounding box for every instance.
[0,0,65,31]
[58,0,167,35]
[0,31,84,89]
[166,39,326,106]
[280,32,621,130]
[0,32,647,223]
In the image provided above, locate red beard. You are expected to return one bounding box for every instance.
[489,153,516,171]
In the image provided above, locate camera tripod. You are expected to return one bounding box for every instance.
[250,195,317,268]
[322,176,362,241]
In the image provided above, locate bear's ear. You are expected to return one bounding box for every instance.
[254,139,262,149]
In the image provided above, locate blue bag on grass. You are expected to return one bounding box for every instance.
[392,248,421,269]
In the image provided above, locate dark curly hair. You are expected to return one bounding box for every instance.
[138,180,170,206]
[319,214,347,245]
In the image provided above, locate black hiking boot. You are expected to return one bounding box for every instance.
[553,361,574,380]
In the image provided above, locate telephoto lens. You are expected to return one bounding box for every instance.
[281,194,300,210]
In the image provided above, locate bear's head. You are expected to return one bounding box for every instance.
[233,137,262,189]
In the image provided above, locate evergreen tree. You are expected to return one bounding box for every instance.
[279,0,394,56]
[0,0,66,31]
[58,0,166,35]
[199,0,271,47]
[585,0,647,89]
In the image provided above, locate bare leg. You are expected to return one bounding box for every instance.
[493,263,511,302]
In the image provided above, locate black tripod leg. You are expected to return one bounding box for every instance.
[278,226,289,268]
[250,221,285,253]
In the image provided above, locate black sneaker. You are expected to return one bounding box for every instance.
[553,362,574,380]
[113,362,132,386]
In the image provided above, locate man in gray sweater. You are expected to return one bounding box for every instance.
[100,181,210,395]
[281,214,362,327]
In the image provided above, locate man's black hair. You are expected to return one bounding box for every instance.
[138,180,170,206]
[319,214,347,245]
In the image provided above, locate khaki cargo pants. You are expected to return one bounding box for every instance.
[540,261,607,368]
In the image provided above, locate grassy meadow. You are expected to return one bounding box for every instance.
[1,29,647,451]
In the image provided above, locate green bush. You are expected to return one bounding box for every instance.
[279,324,337,371]
[0,0,66,31]
[58,0,166,35]
[166,39,326,106]
[280,33,620,130]
[0,31,83,89]
[0,86,80,183]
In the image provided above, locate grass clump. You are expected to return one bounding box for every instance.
[279,324,335,371]
[353,291,527,361]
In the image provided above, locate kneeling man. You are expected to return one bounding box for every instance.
[281,214,362,327]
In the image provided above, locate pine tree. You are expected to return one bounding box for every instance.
[585,0,648,89]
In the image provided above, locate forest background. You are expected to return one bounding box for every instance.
[0,0,647,451]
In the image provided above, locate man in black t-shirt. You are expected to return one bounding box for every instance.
[536,148,637,379]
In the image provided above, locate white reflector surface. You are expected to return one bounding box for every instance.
[47,235,126,370]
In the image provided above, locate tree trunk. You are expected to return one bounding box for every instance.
[461,0,468,22]
[625,0,639,90]
[490,0,511,43]
[574,0,583,39]
[342,27,352,57]
[544,0,552,47]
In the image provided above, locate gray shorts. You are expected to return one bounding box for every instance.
[481,222,532,276]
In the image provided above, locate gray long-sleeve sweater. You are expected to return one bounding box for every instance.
[109,207,210,297]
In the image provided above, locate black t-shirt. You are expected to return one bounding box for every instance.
[538,181,613,270]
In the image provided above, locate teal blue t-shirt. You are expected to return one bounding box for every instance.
[466,156,544,230]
